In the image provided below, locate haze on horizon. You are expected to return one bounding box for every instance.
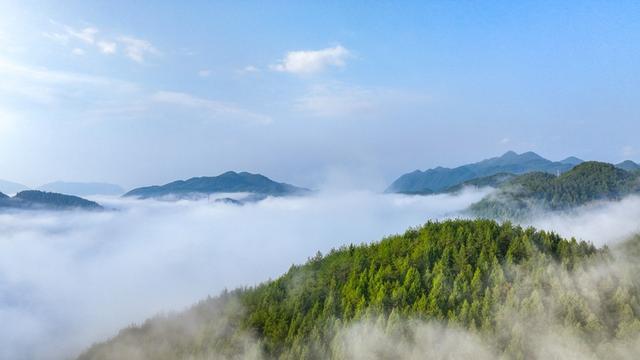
[1,1,639,189]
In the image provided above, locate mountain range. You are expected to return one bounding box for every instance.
[0,190,103,211]
[124,171,310,200]
[387,151,639,194]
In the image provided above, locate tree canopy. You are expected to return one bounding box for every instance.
[79,219,640,359]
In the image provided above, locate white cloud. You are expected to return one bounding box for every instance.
[0,57,137,104]
[0,57,265,126]
[198,69,211,77]
[272,45,350,74]
[44,22,157,63]
[151,90,271,124]
[528,195,640,246]
[0,57,112,85]
[0,190,488,359]
[118,36,159,63]
[42,31,69,45]
[66,26,98,44]
[71,48,85,56]
[45,23,98,45]
[97,41,117,54]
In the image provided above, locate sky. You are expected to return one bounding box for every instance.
[0,0,639,190]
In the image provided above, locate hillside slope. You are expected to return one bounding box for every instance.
[470,161,640,219]
[124,171,310,200]
[387,151,578,194]
[616,160,640,172]
[0,190,103,210]
[78,219,640,359]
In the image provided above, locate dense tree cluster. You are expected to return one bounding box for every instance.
[470,162,640,219]
[79,219,640,359]
[0,190,103,210]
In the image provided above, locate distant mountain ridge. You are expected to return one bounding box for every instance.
[124,171,310,199]
[0,190,103,211]
[0,179,29,194]
[387,151,640,194]
[38,181,124,197]
[616,160,640,172]
[387,151,581,194]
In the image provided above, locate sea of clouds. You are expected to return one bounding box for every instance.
[2,188,640,359]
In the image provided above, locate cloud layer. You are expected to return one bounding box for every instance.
[3,186,640,359]
[272,45,350,74]
[43,21,158,63]
[0,189,488,359]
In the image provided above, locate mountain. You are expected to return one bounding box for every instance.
[78,219,640,360]
[616,160,640,172]
[559,156,584,166]
[123,171,310,199]
[441,172,518,193]
[38,181,124,197]
[0,179,29,194]
[0,190,103,211]
[470,161,640,219]
[387,151,578,194]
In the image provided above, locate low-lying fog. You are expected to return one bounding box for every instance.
[2,188,640,359]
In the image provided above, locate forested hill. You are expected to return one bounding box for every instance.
[0,190,103,211]
[386,151,579,194]
[123,171,310,200]
[78,219,640,359]
[470,161,640,219]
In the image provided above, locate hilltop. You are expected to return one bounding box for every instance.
[0,190,103,211]
[78,219,640,359]
[124,171,310,200]
[386,151,580,194]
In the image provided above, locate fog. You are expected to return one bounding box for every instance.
[525,195,640,246]
[4,188,640,359]
[0,189,489,360]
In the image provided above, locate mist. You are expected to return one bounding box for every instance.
[5,187,640,359]
[524,195,640,246]
[0,188,489,359]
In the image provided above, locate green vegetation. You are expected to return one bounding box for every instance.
[470,162,640,220]
[616,160,640,173]
[387,151,577,194]
[79,219,640,359]
[124,171,310,200]
[0,190,103,210]
[441,172,517,193]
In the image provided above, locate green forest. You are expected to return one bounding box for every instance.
[79,219,640,359]
[470,162,640,219]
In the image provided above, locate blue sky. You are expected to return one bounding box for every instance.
[0,0,639,189]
